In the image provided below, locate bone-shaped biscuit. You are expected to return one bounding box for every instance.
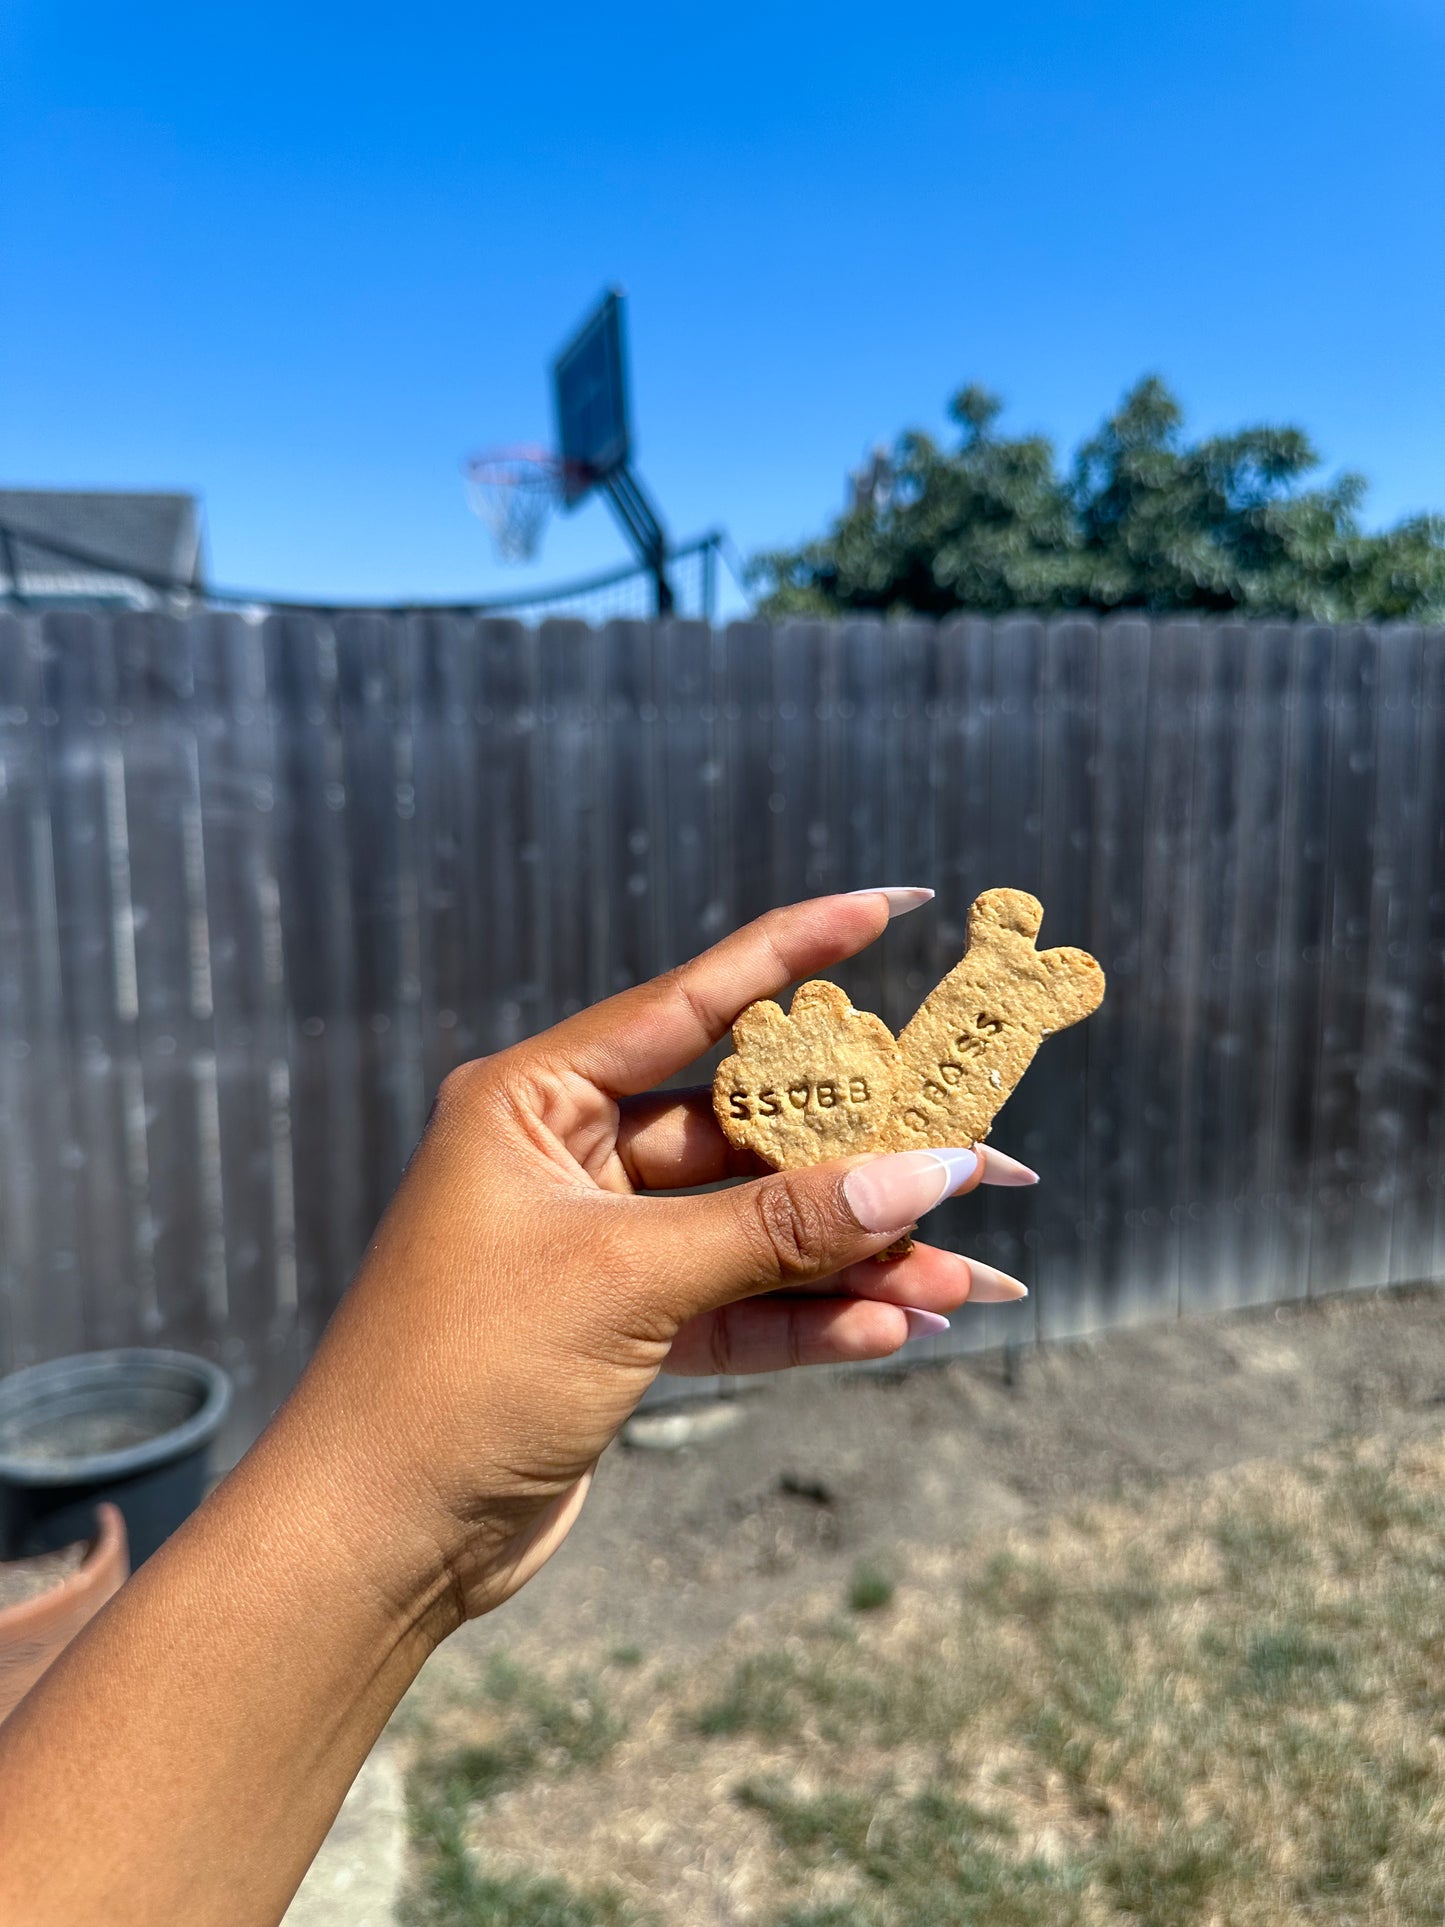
[711,889,1103,1171]
[882,888,1104,1150]
[712,980,901,1166]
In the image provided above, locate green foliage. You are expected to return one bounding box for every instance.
[751,377,1445,621]
[847,1561,896,1613]
[402,1793,647,1927]
[739,1777,1086,1927]
[402,1663,635,1927]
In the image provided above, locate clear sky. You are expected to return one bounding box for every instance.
[2,0,1440,616]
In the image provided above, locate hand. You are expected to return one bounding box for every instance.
[287,893,1032,1627]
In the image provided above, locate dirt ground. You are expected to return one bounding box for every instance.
[419,1282,1445,1683]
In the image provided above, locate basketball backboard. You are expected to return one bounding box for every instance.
[552,289,630,508]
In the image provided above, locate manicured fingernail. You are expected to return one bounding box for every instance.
[904,1308,951,1338]
[978,1147,1040,1187]
[845,887,935,919]
[964,1258,1029,1302]
[843,1148,979,1233]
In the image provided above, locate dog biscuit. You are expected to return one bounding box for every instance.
[712,890,1104,1173]
[711,979,900,1166]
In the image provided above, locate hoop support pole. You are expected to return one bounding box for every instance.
[602,466,674,616]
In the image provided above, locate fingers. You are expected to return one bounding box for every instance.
[663,1295,921,1376]
[637,1146,984,1324]
[814,1243,1027,1309]
[615,1089,767,1190]
[535,893,894,1097]
[617,1090,1039,1196]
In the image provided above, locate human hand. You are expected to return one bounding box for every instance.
[286,892,1033,1629]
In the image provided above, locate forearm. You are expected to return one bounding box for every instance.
[0,1395,458,1927]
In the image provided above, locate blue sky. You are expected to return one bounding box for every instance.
[2,0,1440,615]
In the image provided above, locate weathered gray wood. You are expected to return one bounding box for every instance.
[1123,619,1201,1317]
[1178,621,1249,1316]
[408,613,484,1088]
[189,612,292,1428]
[1083,617,1153,1329]
[3,613,1445,1435]
[1359,627,1423,1290]
[1258,625,1332,1303]
[600,621,659,1004]
[656,620,724,963]
[1034,617,1099,1340]
[1305,626,1379,1296]
[0,616,41,1371]
[262,614,364,1371]
[40,614,129,1355]
[1220,622,1295,1308]
[110,613,209,1355]
[478,620,543,1046]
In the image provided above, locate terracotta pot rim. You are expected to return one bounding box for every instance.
[0,1503,128,1637]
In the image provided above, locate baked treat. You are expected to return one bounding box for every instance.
[712,889,1103,1168]
[712,979,902,1167]
[883,888,1104,1149]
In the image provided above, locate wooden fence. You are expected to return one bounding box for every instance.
[1,610,1443,1445]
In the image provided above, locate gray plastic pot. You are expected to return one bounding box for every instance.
[0,1350,232,1567]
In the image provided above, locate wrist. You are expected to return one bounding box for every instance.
[243,1390,470,1656]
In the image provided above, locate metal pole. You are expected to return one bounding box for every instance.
[0,524,23,607]
[701,537,716,625]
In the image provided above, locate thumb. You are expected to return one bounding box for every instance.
[644,1146,982,1325]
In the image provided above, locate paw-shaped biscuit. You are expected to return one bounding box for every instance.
[713,980,900,1168]
[883,887,1104,1150]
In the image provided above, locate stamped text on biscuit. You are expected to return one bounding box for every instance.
[727,1076,876,1120]
[895,1011,1006,1135]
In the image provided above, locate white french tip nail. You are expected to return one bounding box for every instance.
[843,1147,979,1233]
[928,1147,981,1198]
[903,1308,951,1338]
[845,887,935,919]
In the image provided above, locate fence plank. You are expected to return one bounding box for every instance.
[409,613,485,1087]
[478,620,544,1046]
[40,614,131,1355]
[1360,628,1425,1291]
[600,621,661,1003]
[1083,617,1153,1329]
[1306,626,1380,1296]
[1269,625,1337,1302]
[1122,619,1201,1318]
[1034,617,1100,1340]
[262,613,363,1367]
[0,616,44,1372]
[657,620,725,962]
[1178,621,1249,1316]
[189,612,293,1434]
[1219,622,1296,1309]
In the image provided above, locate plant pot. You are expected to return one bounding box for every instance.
[0,1350,232,1568]
[0,1502,129,1724]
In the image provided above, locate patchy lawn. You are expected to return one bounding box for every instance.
[398,1431,1445,1925]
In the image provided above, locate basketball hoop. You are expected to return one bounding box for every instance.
[462,446,566,563]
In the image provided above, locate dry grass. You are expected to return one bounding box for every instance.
[401,1432,1445,1925]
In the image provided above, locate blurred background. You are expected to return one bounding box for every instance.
[3,3,1445,1920]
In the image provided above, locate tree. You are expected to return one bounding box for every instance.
[750,377,1445,621]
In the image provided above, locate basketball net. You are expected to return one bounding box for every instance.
[462,448,562,563]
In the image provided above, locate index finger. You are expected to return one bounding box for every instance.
[536,890,928,1097]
